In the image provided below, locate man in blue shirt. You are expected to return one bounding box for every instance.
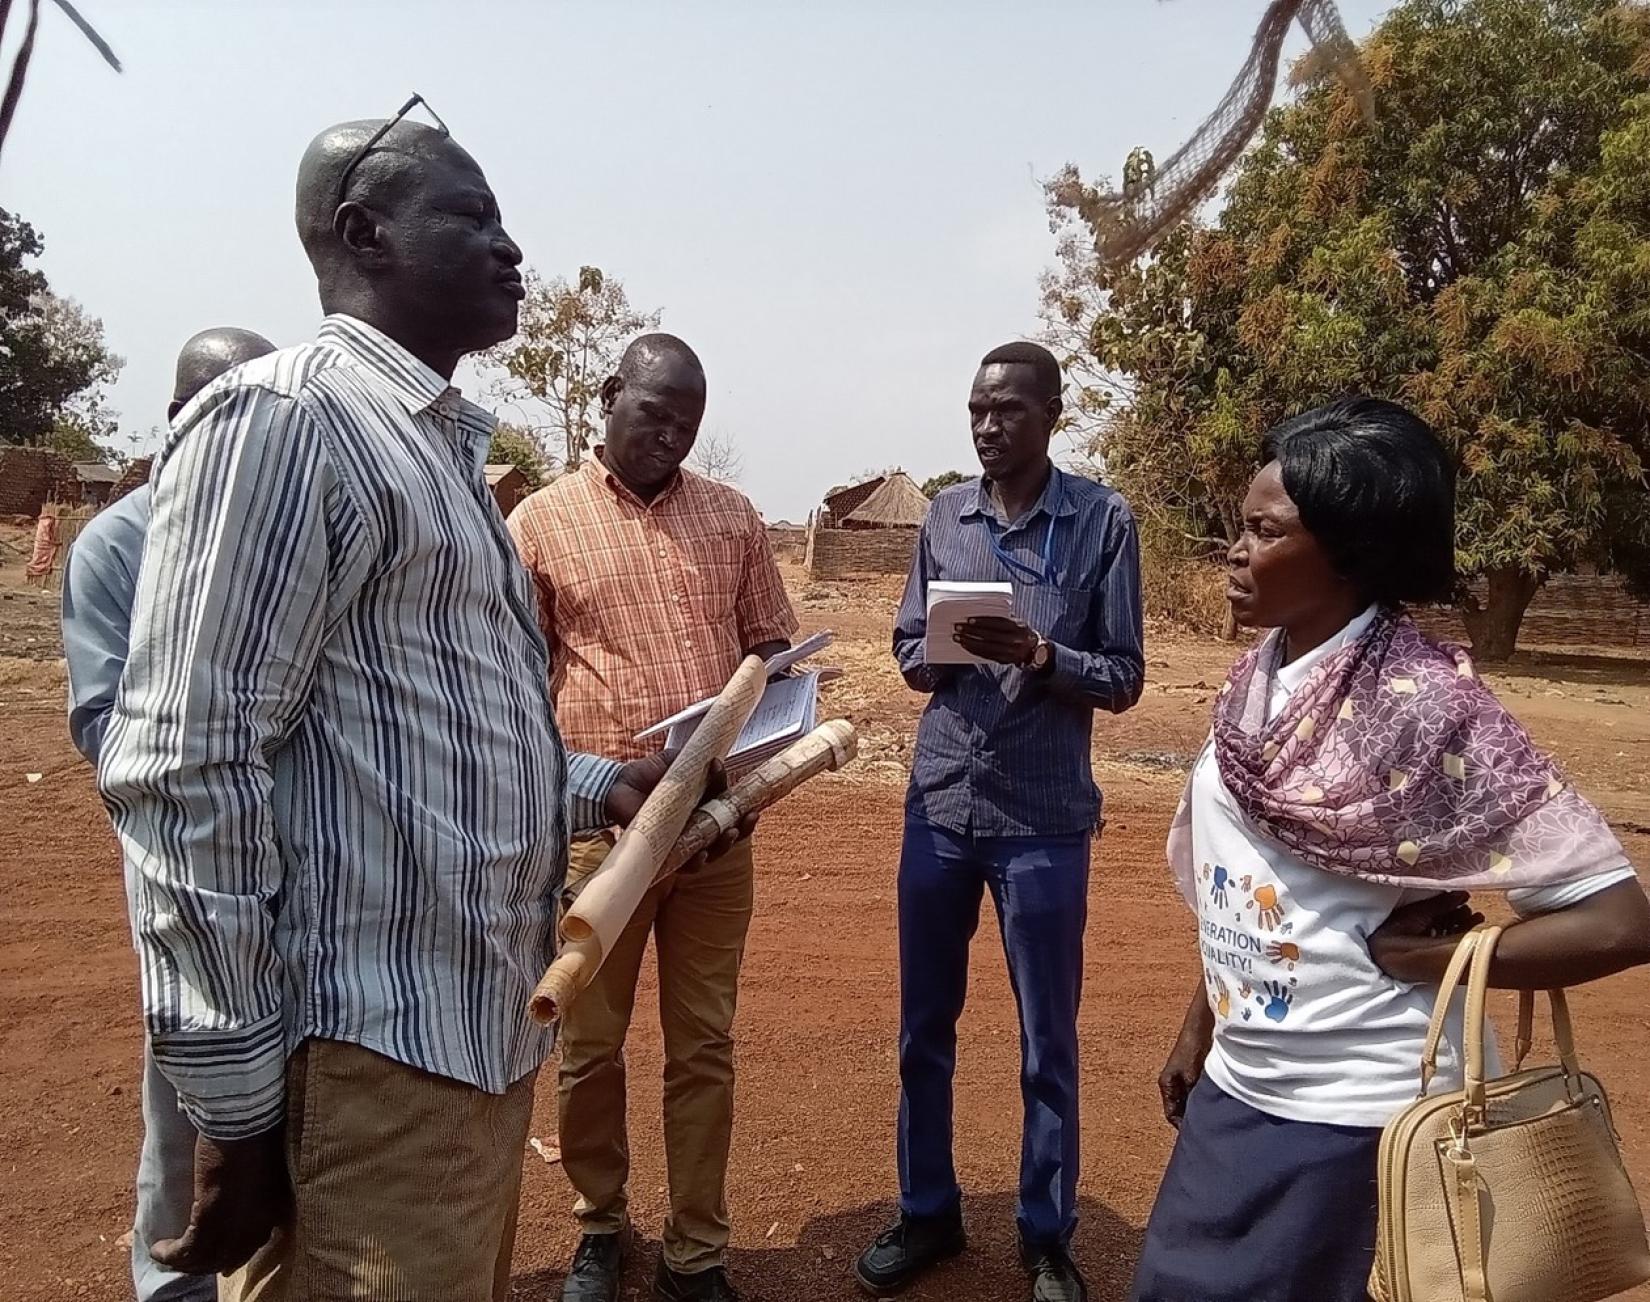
[856,342,1144,1302]
[60,326,277,1302]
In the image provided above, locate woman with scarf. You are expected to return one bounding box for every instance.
[1129,397,1650,1302]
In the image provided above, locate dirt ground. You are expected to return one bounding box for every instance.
[3,551,1650,1301]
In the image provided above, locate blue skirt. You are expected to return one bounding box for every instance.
[1129,1077,1381,1302]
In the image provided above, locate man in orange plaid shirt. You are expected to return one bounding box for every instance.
[507,333,797,1302]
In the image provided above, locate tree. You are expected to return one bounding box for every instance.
[1049,0,1650,659]
[484,265,660,472]
[1,209,124,449]
[921,470,972,497]
[688,428,743,483]
[488,422,552,490]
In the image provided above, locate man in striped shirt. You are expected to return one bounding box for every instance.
[62,325,276,1302]
[100,114,686,1301]
[508,334,797,1302]
[855,343,1144,1302]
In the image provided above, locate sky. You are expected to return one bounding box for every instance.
[5,0,1391,523]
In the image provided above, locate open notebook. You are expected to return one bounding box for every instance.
[634,630,841,775]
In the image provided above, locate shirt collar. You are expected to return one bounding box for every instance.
[1274,604,1380,695]
[587,447,684,510]
[959,462,1074,525]
[316,313,488,426]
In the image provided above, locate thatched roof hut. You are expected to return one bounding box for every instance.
[839,470,931,529]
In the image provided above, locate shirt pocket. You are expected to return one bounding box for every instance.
[681,533,744,625]
[1020,584,1093,647]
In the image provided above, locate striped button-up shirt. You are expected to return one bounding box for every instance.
[893,467,1145,836]
[99,315,621,1141]
[507,458,798,760]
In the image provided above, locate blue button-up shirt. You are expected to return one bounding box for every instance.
[893,467,1145,836]
[61,483,152,765]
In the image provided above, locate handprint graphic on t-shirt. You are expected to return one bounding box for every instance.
[1256,981,1294,1023]
[1209,865,1231,910]
[1206,972,1231,1020]
[1265,941,1301,970]
[1246,883,1286,931]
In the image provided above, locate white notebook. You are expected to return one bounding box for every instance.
[924,581,1014,665]
[634,631,840,774]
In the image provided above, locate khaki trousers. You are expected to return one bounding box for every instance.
[557,835,755,1273]
[223,1038,535,1302]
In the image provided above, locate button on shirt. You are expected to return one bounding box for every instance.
[99,315,622,1141]
[893,469,1145,836]
[507,457,798,760]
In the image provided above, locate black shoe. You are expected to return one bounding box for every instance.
[1020,1240,1088,1302]
[654,1263,740,1302]
[559,1231,626,1302]
[853,1209,967,1296]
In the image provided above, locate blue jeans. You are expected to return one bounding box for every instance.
[134,1044,217,1302]
[895,814,1090,1248]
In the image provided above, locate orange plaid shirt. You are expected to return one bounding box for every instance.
[507,457,798,760]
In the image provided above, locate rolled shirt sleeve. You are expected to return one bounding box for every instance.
[567,751,623,835]
[99,386,349,1141]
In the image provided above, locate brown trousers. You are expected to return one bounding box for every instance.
[557,835,755,1273]
[222,1038,536,1302]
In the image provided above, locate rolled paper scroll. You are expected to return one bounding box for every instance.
[650,718,857,886]
[530,655,767,1023]
[529,717,859,1026]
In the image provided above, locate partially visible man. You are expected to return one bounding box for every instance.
[61,325,276,1302]
[508,333,798,1302]
[99,110,685,1302]
[855,342,1145,1302]
[64,328,276,762]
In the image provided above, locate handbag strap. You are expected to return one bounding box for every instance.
[1417,928,1486,1096]
[1461,925,1503,1120]
[1514,988,1584,1081]
[1447,1147,1490,1302]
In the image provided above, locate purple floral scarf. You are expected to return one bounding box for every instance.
[1167,610,1627,906]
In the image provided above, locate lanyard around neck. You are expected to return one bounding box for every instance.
[981,472,1061,586]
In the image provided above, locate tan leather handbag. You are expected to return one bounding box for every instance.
[1369,926,1650,1302]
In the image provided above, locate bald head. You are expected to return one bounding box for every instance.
[295,119,468,269]
[290,113,523,374]
[616,333,704,386]
[600,333,707,500]
[170,328,276,419]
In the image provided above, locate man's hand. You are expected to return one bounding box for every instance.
[1368,892,1484,983]
[605,752,756,869]
[150,1128,288,1275]
[953,615,1039,667]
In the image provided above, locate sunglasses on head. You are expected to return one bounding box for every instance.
[335,93,450,210]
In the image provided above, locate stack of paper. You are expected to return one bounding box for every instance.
[924,581,1014,665]
[635,631,840,774]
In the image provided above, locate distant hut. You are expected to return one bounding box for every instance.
[836,470,931,530]
[819,476,885,527]
[484,463,529,517]
[73,462,121,508]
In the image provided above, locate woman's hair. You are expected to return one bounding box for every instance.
[1261,396,1456,606]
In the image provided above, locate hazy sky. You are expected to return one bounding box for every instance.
[5,0,1389,521]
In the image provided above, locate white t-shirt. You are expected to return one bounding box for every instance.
[1192,606,1634,1128]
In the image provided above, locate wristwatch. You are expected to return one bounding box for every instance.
[1027,635,1054,676]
